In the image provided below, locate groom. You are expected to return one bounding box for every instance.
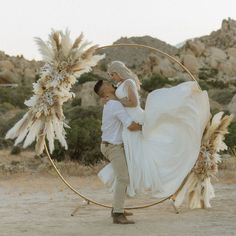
[94,80,141,224]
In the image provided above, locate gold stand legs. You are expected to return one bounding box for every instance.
[71,200,90,216]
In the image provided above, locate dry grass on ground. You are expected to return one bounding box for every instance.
[0,149,236,183]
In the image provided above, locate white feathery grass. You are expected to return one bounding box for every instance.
[5,113,28,139]
[60,29,72,57]
[34,37,54,62]
[45,120,55,153]
[175,112,233,209]
[5,29,105,154]
[23,120,42,148]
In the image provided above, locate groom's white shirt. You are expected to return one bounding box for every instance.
[102,100,132,144]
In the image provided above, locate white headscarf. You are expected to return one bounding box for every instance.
[107,61,141,90]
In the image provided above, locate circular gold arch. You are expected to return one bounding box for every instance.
[45,43,200,210]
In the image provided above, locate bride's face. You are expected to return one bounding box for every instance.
[109,72,123,83]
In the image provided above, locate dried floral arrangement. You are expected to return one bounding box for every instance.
[174,112,233,209]
[5,30,233,211]
[5,30,104,155]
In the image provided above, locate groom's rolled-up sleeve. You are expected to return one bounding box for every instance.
[112,101,132,128]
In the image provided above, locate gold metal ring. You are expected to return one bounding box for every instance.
[45,43,199,209]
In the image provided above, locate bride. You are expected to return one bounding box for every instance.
[98,61,211,198]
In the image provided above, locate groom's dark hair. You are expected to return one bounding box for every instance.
[94,80,104,95]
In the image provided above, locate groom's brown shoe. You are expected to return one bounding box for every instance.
[112,213,135,224]
[111,209,133,217]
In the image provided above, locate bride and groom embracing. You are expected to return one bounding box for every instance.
[94,61,211,224]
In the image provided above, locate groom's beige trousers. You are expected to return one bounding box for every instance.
[101,143,129,213]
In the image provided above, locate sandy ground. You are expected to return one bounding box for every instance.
[0,173,236,236]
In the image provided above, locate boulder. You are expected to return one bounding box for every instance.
[152,58,176,78]
[0,70,17,84]
[219,61,233,75]
[24,68,36,80]
[209,47,227,61]
[182,54,199,74]
[227,48,236,58]
[76,81,99,107]
[0,60,15,71]
[185,40,205,57]
[206,47,227,69]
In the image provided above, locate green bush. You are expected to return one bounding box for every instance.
[11,146,22,155]
[99,61,107,72]
[76,72,105,85]
[0,110,26,137]
[0,86,32,108]
[0,102,15,114]
[141,74,184,92]
[0,137,13,149]
[198,68,218,80]
[51,106,104,165]
[225,122,236,149]
[199,80,229,90]
[208,88,236,105]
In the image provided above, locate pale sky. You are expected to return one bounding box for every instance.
[1,0,236,60]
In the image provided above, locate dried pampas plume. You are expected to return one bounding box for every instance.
[174,112,233,209]
[5,29,105,155]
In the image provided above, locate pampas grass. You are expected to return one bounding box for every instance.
[5,29,105,155]
[175,112,233,209]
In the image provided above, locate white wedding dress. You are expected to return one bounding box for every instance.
[98,79,211,198]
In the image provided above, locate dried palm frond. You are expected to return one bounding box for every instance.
[5,29,105,155]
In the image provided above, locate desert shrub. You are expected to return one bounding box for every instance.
[99,61,107,72]
[207,80,229,89]
[76,72,105,85]
[198,80,211,90]
[141,74,184,92]
[51,106,104,165]
[0,102,104,165]
[208,88,236,105]
[11,146,22,155]
[199,79,229,90]
[0,137,13,149]
[0,85,32,108]
[71,97,81,107]
[198,68,218,80]
[0,110,26,138]
[0,102,15,114]
[225,122,236,149]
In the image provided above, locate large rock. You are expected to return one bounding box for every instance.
[219,56,236,75]
[153,58,176,77]
[206,47,227,69]
[24,68,36,80]
[209,47,227,61]
[0,60,15,71]
[199,18,236,49]
[219,61,233,75]
[76,81,99,107]
[185,40,205,57]
[0,70,17,84]
[227,48,236,58]
[182,54,199,74]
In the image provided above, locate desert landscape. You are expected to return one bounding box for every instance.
[0,150,236,236]
[1,17,236,235]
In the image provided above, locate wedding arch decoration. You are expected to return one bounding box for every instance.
[5,30,232,213]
